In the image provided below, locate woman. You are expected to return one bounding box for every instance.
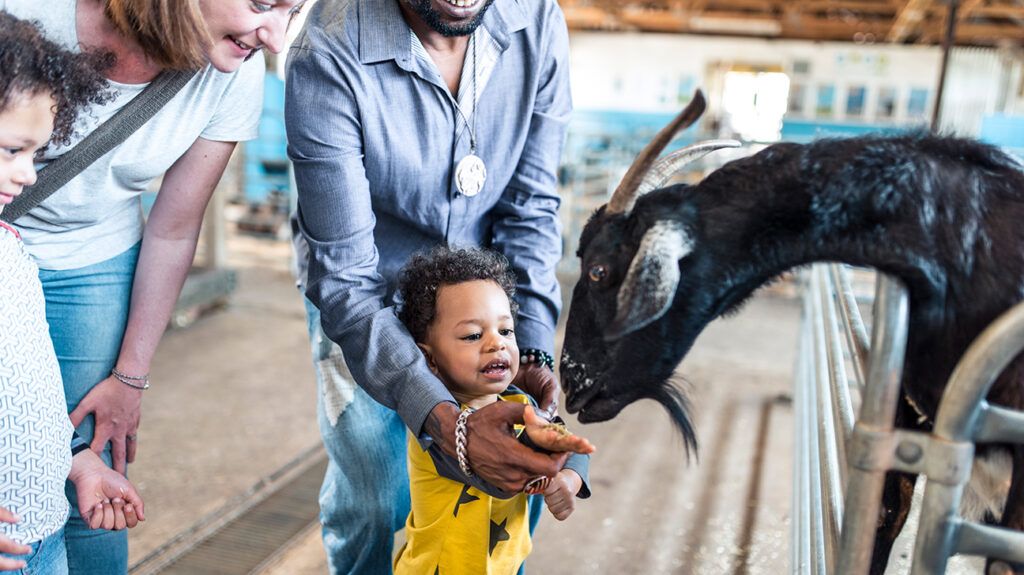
[0,0,304,573]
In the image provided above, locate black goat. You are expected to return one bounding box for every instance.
[560,90,1024,573]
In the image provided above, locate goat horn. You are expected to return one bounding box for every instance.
[636,139,742,196]
[606,89,707,216]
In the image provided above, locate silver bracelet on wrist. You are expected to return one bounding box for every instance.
[455,408,474,477]
[111,368,150,391]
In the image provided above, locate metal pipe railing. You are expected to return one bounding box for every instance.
[794,301,814,574]
[811,269,842,571]
[797,264,1024,574]
[834,274,909,575]
[910,299,1024,573]
[829,265,870,391]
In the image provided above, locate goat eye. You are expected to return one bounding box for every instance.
[587,265,607,282]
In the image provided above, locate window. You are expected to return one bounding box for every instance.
[908,88,929,121]
[846,86,866,117]
[788,83,806,116]
[877,87,897,119]
[816,84,835,117]
[722,71,790,141]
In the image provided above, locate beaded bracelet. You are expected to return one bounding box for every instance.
[519,348,555,371]
[111,368,151,391]
[455,408,474,477]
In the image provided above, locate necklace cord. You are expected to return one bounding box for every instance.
[451,33,477,153]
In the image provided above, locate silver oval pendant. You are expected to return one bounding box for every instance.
[455,154,487,197]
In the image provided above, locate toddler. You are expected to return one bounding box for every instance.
[394,246,594,575]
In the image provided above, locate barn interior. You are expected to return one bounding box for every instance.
[122,1,1024,574]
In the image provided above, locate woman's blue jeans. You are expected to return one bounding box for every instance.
[0,528,68,575]
[37,244,139,575]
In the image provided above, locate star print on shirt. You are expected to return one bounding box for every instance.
[489,517,510,555]
[453,484,479,518]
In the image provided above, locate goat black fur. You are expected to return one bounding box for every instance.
[560,131,1024,573]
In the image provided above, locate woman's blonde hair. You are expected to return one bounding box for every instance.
[104,0,211,70]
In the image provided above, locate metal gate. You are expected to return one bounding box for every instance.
[795,263,1024,573]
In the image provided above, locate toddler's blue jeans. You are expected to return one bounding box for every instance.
[0,528,68,575]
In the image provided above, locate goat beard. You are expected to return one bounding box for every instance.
[402,0,496,37]
[653,373,699,459]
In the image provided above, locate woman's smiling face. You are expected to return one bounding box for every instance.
[198,0,306,72]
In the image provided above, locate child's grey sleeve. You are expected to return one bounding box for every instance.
[425,445,519,500]
[564,453,591,499]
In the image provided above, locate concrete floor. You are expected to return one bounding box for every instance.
[127,233,321,566]
[124,224,811,574]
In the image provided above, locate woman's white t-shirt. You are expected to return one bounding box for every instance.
[2,0,264,270]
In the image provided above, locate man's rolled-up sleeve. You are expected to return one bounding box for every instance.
[489,9,572,354]
[286,46,454,436]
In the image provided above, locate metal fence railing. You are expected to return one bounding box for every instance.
[795,263,1024,574]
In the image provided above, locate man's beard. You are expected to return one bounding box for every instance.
[405,0,496,37]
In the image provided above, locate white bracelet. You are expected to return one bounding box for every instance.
[455,408,474,477]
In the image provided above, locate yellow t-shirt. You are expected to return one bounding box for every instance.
[394,394,531,575]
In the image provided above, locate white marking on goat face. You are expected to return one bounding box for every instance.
[560,352,591,388]
[611,221,693,337]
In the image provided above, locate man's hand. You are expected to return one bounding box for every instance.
[512,362,559,418]
[69,449,146,530]
[0,506,30,571]
[69,376,143,475]
[543,469,583,521]
[523,406,595,455]
[426,402,568,492]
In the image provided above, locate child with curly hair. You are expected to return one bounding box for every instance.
[394,246,595,575]
[0,11,145,573]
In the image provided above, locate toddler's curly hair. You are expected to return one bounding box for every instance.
[398,246,519,342]
[0,11,112,147]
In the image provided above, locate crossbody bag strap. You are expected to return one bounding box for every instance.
[1,68,198,224]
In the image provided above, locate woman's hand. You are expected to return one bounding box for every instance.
[512,362,560,418]
[542,469,583,521]
[69,376,143,475]
[69,449,146,530]
[0,506,31,571]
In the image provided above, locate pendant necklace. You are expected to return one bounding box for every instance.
[452,33,486,197]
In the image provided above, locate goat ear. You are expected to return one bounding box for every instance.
[605,220,692,340]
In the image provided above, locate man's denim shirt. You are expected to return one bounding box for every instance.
[286,0,572,442]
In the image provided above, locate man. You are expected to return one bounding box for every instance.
[285,0,573,573]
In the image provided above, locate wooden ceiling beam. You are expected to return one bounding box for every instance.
[957,0,987,21]
[558,0,1024,46]
[971,4,1024,19]
[888,0,934,42]
[919,20,1024,42]
[783,15,893,40]
[617,7,692,32]
[561,5,624,30]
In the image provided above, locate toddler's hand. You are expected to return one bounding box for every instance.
[0,506,31,571]
[523,406,595,455]
[69,450,146,531]
[543,470,583,521]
